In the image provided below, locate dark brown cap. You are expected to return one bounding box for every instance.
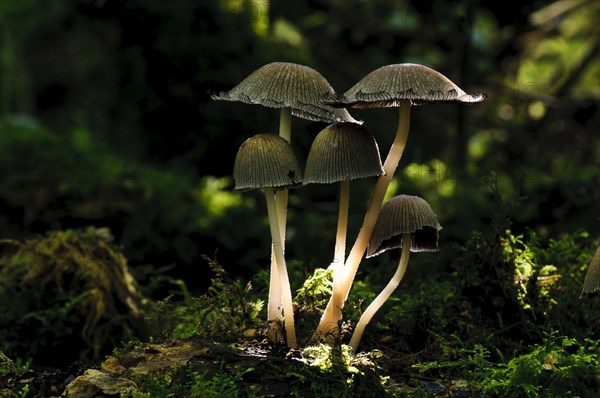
[325,63,486,108]
[212,62,359,123]
[304,122,384,184]
[233,133,303,190]
[367,194,442,257]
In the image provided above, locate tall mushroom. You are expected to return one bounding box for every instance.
[212,62,358,339]
[348,194,442,352]
[315,63,485,338]
[303,122,383,340]
[233,133,303,348]
[581,245,600,296]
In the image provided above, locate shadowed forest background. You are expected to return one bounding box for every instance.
[0,0,599,390]
[1,0,598,290]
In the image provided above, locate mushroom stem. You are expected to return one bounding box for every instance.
[267,189,288,342]
[349,233,411,352]
[334,180,350,266]
[320,180,350,342]
[267,244,283,341]
[314,101,411,339]
[279,107,292,142]
[265,187,297,348]
[266,107,293,341]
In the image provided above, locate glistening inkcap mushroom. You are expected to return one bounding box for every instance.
[581,245,600,296]
[213,62,358,332]
[348,194,442,352]
[316,63,485,338]
[233,133,303,348]
[304,122,384,265]
[304,122,383,339]
[211,62,358,130]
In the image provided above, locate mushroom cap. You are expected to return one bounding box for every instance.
[582,245,600,294]
[367,194,442,257]
[325,63,486,108]
[211,62,359,123]
[304,122,384,184]
[233,133,303,190]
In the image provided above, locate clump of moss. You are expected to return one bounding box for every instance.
[0,227,147,366]
[477,333,600,398]
[413,333,600,398]
[288,343,389,398]
[126,362,254,398]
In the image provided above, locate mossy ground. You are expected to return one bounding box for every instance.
[1,226,599,397]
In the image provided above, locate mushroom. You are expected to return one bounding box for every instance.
[212,62,358,335]
[316,63,484,336]
[303,122,383,339]
[581,245,600,296]
[211,62,359,128]
[233,133,303,348]
[348,194,442,352]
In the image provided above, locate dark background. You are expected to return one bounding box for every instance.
[1,0,598,295]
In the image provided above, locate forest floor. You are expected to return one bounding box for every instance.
[1,337,473,397]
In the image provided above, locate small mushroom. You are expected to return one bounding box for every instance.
[304,122,383,339]
[213,62,358,331]
[317,63,484,336]
[348,194,442,352]
[233,133,303,348]
[581,245,600,296]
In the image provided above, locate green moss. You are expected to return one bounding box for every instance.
[477,333,600,398]
[0,227,147,366]
[411,333,600,398]
[124,362,256,398]
[286,344,388,398]
[144,256,264,341]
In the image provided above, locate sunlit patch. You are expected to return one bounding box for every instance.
[528,101,546,120]
[194,176,246,228]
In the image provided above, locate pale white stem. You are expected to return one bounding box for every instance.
[266,189,288,342]
[266,107,292,342]
[279,107,292,142]
[265,187,297,348]
[320,180,350,342]
[349,233,411,352]
[267,244,283,342]
[334,180,350,266]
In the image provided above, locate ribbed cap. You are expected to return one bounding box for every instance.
[211,62,359,123]
[233,134,303,190]
[304,122,383,184]
[582,245,600,294]
[325,63,486,108]
[367,195,442,257]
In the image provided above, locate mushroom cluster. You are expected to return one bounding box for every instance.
[314,63,485,340]
[212,61,485,351]
[212,62,355,345]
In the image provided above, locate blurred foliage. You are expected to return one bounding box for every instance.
[0,227,147,366]
[0,116,265,294]
[0,0,598,283]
